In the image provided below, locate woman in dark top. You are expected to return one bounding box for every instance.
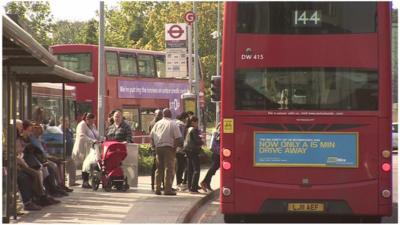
[184,116,204,193]
[105,109,133,143]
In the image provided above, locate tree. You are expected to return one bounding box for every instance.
[52,20,86,45]
[5,1,54,46]
[79,19,98,45]
[103,2,223,120]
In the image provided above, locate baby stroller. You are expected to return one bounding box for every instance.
[91,141,129,192]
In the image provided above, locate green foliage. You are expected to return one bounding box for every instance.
[82,19,99,44]
[52,21,86,45]
[138,144,154,175]
[5,1,54,46]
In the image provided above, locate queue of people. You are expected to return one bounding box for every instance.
[149,108,220,195]
[15,106,219,211]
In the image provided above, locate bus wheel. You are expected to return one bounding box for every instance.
[224,214,242,223]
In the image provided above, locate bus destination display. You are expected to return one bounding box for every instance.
[293,10,321,27]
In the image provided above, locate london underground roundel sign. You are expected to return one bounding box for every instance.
[168,25,185,39]
[165,23,187,41]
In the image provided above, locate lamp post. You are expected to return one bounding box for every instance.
[212,1,221,126]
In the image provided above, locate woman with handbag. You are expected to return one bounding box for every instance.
[184,116,204,194]
[71,113,99,188]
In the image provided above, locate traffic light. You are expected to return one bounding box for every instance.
[211,75,221,102]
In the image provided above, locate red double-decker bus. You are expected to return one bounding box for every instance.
[50,44,191,134]
[220,2,392,222]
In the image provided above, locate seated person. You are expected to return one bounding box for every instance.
[30,122,72,193]
[16,120,60,207]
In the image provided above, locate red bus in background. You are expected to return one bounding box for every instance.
[31,83,76,126]
[220,2,392,222]
[50,44,192,136]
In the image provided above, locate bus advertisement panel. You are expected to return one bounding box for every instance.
[220,2,392,222]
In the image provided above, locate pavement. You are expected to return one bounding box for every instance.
[12,168,220,224]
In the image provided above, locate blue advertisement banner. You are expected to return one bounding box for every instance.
[254,132,358,168]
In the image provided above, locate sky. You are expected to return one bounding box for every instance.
[1,0,399,22]
[49,0,119,21]
[1,0,120,22]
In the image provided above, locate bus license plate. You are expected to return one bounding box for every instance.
[288,203,325,212]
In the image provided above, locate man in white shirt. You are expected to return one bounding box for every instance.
[150,108,183,195]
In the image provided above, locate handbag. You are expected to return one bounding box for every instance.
[82,143,101,173]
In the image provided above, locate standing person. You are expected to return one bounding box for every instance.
[175,112,189,188]
[105,109,133,143]
[58,117,78,187]
[105,110,116,135]
[184,116,204,194]
[200,123,220,192]
[150,108,183,195]
[71,113,99,188]
[149,109,163,191]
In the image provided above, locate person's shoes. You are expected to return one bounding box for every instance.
[171,188,177,192]
[164,191,177,196]
[59,191,69,196]
[189,190,200,194]
[177,184,188,191]
[206,185,213,191]
[56,187,69,196]
[82,182,92,189]
[36,196,60,206]
[200,182,208,192]
[155,190,162,195]
[62,186,74,192]
[24,202,42,211]
[50,192,64,198]
[47,197,61,205]
[69,183,80,186]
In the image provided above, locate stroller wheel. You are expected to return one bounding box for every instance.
[103,179,112,192]
[115,182,124,191]
[123,177,129,191]
[123,183,130,191]
[92,176,100,191]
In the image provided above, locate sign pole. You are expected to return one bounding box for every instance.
[193,2,202,129]
[216,1,221,127]
[98,1,105,137]
[188,23,193,94]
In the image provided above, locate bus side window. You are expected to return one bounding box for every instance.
[119,53,138,76]
[155,56,166,78]
[106,51,119,76]
[138,54,156,77]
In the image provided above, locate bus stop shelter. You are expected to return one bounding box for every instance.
[2,15,94,222]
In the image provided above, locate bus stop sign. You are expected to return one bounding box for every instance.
[184,11,196,25]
